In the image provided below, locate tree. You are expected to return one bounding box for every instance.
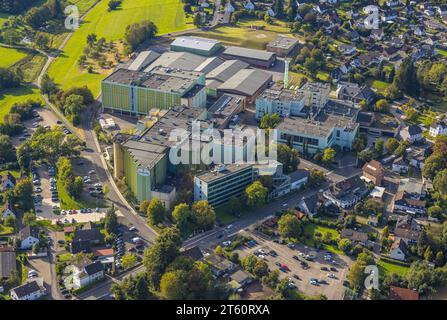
[273,0,284,18]
[140,200,150,214]
[322,148,335,164]
[358,150,373,163]
[104,206,119,234]
[108,0,121,10]
[373,99,389,113]
[125,20,158,49]
[385,138,399,154]
[22,211,36,226]
[424,246,433,262]
[433,169,447,197]
[159,270,188,299]
[347,250,375,289]
[34,33,49,49]
[392,57,420,97]
[373,138,384,158]
[277,213,302,239]
[241,255,268,278]
[146,198,166,225]
[191,200,216,230]
[435,251,445,267]
[245,181,268,207]
[262,270,280,289]
[277,143,300,173]
[259,114,281,129]
[13,179,34,211]
[122,253,138,269]
[0,134,15,162]
[308,169,325,186]
[338,238,352,253]
[428,205,443,219]
[70,176,84,199]
[193,13,203,27]
[40,74,58,95]
[172,203,192,231]
[227,196,242,217]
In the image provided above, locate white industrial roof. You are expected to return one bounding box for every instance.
[171,36,221,51]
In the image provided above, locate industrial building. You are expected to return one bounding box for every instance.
[217,69,273,104]
[170,36,223,56]
[101,67,207,115]
[128,51,161,71]
[208,94,246,129]
[194,164,256,207]
[222,46,277,68]
[113,105,207,204]
[276,99,359,156]
[266,36,300,57]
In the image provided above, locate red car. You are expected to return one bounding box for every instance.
[282,264,290,272]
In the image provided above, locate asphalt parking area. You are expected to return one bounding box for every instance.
[234,232,352,300]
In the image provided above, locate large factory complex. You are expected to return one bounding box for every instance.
[105,35,361,207]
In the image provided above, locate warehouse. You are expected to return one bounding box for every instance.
[217,69,273,104]
[144,52,207,72]
[208,94,246,129]
[205,60,249,96]
[222,46,277,68]
[170,36,223,56]
[101,67,207,115]
[266,36,300,57]
[128,51,161,71]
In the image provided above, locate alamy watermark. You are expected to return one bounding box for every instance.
[168,121,278,175]
[64,5,79,31]
[364,265,379,290]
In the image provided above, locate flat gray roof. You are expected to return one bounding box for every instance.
[0,251,16,279]
[171,36,221,52]
[145,52,207,72]
[194,57,225,74]
[195,163,253,183]
[267,36,299,50]
[206,60,249,82]
[128,51,161,71]
[218,69,272,96]
[223,46,276,61]
[139,105,205,147]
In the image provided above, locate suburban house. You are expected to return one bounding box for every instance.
[73,223,103,245]
[338,44,356,55]
[393,215,422,244]
[10,279,46,300]
[289,169,309,190]
[367,215,379,227]
[362,160,385,186]
[298,194,319,216]
[204,254,236,277]
[323,176,369,209]
[399,125,423,144]
[398,178,426,200]
[336,82,375,105]
[18,226,40,250]
[0,250,16,279]
[180,246,204,261]
[341,228,368,246]
[429,120,447,137]
[1,199,16,219]
[393,191,426,215]
[72,259,105,289]
[1,172,16,191]
[392,156,409,174]
[389,286,419,300]
[388,238,408,261]
[229,270,252,291]
[70,240,91,255]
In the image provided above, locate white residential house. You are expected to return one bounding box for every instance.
[244,1,255,10]
[298,194,319,217]
[266,8,276,17]
[72,260,104,289]
[399,125,423,144]
[429,120,447,137]
[18,226,39,250]
[1,172,16,191]
[389,239,408,261]
[1,200,15,219]
[10,279,46,300]
[338,44,356,55]
[289,169,309,190]
[392,156,409,174]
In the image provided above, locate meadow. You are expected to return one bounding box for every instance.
[48,0,191,96]
[0,86,43,123]
[0,46,28,68]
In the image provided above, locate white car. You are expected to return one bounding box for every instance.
[222,241,232,247]
[258,254,265,260]
[88,170,95,175]
[28,270,38,278]
[129,226,137,232]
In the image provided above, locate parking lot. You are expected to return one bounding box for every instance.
[234,232,353,300]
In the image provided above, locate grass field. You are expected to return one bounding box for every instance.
[0,12,12,26]
[0,86,43,123]
[17,54,47,83]
[368,79,389,93]
[377,258,410,277]
[48,0,191,96]
[302,223,343,255]
[189,19,294,50]
[0,46,28,68]
[57,179,107,210]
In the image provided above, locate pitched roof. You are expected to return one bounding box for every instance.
[73,228,102,243]
[84,261,104,276]
[341,228,368,242]
[70,239,91,254]
[11,280,42,299]
[391,238,408,255]
[362,160,384,178]
[0,251,16,278]
[19,226,39,240]
[181,246,204,261]
[389,286,419,300]
[223,46,276,61]
[218,69,272,96]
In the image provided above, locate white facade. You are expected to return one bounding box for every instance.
[389,247,406,261]
[429,123,447,137]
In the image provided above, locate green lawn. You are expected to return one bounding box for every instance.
[368,79,389,93]
[57,179,106,210]
[377,258,410,277]
[436,48,447,57]
[302,223,343,255]
[14,54,47,83]
[189,19,295,50]
[0,86,43,123]
[48,0,191,96]
[0,224,14,236]
[69,0,100,14]
[0,46,28,68]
